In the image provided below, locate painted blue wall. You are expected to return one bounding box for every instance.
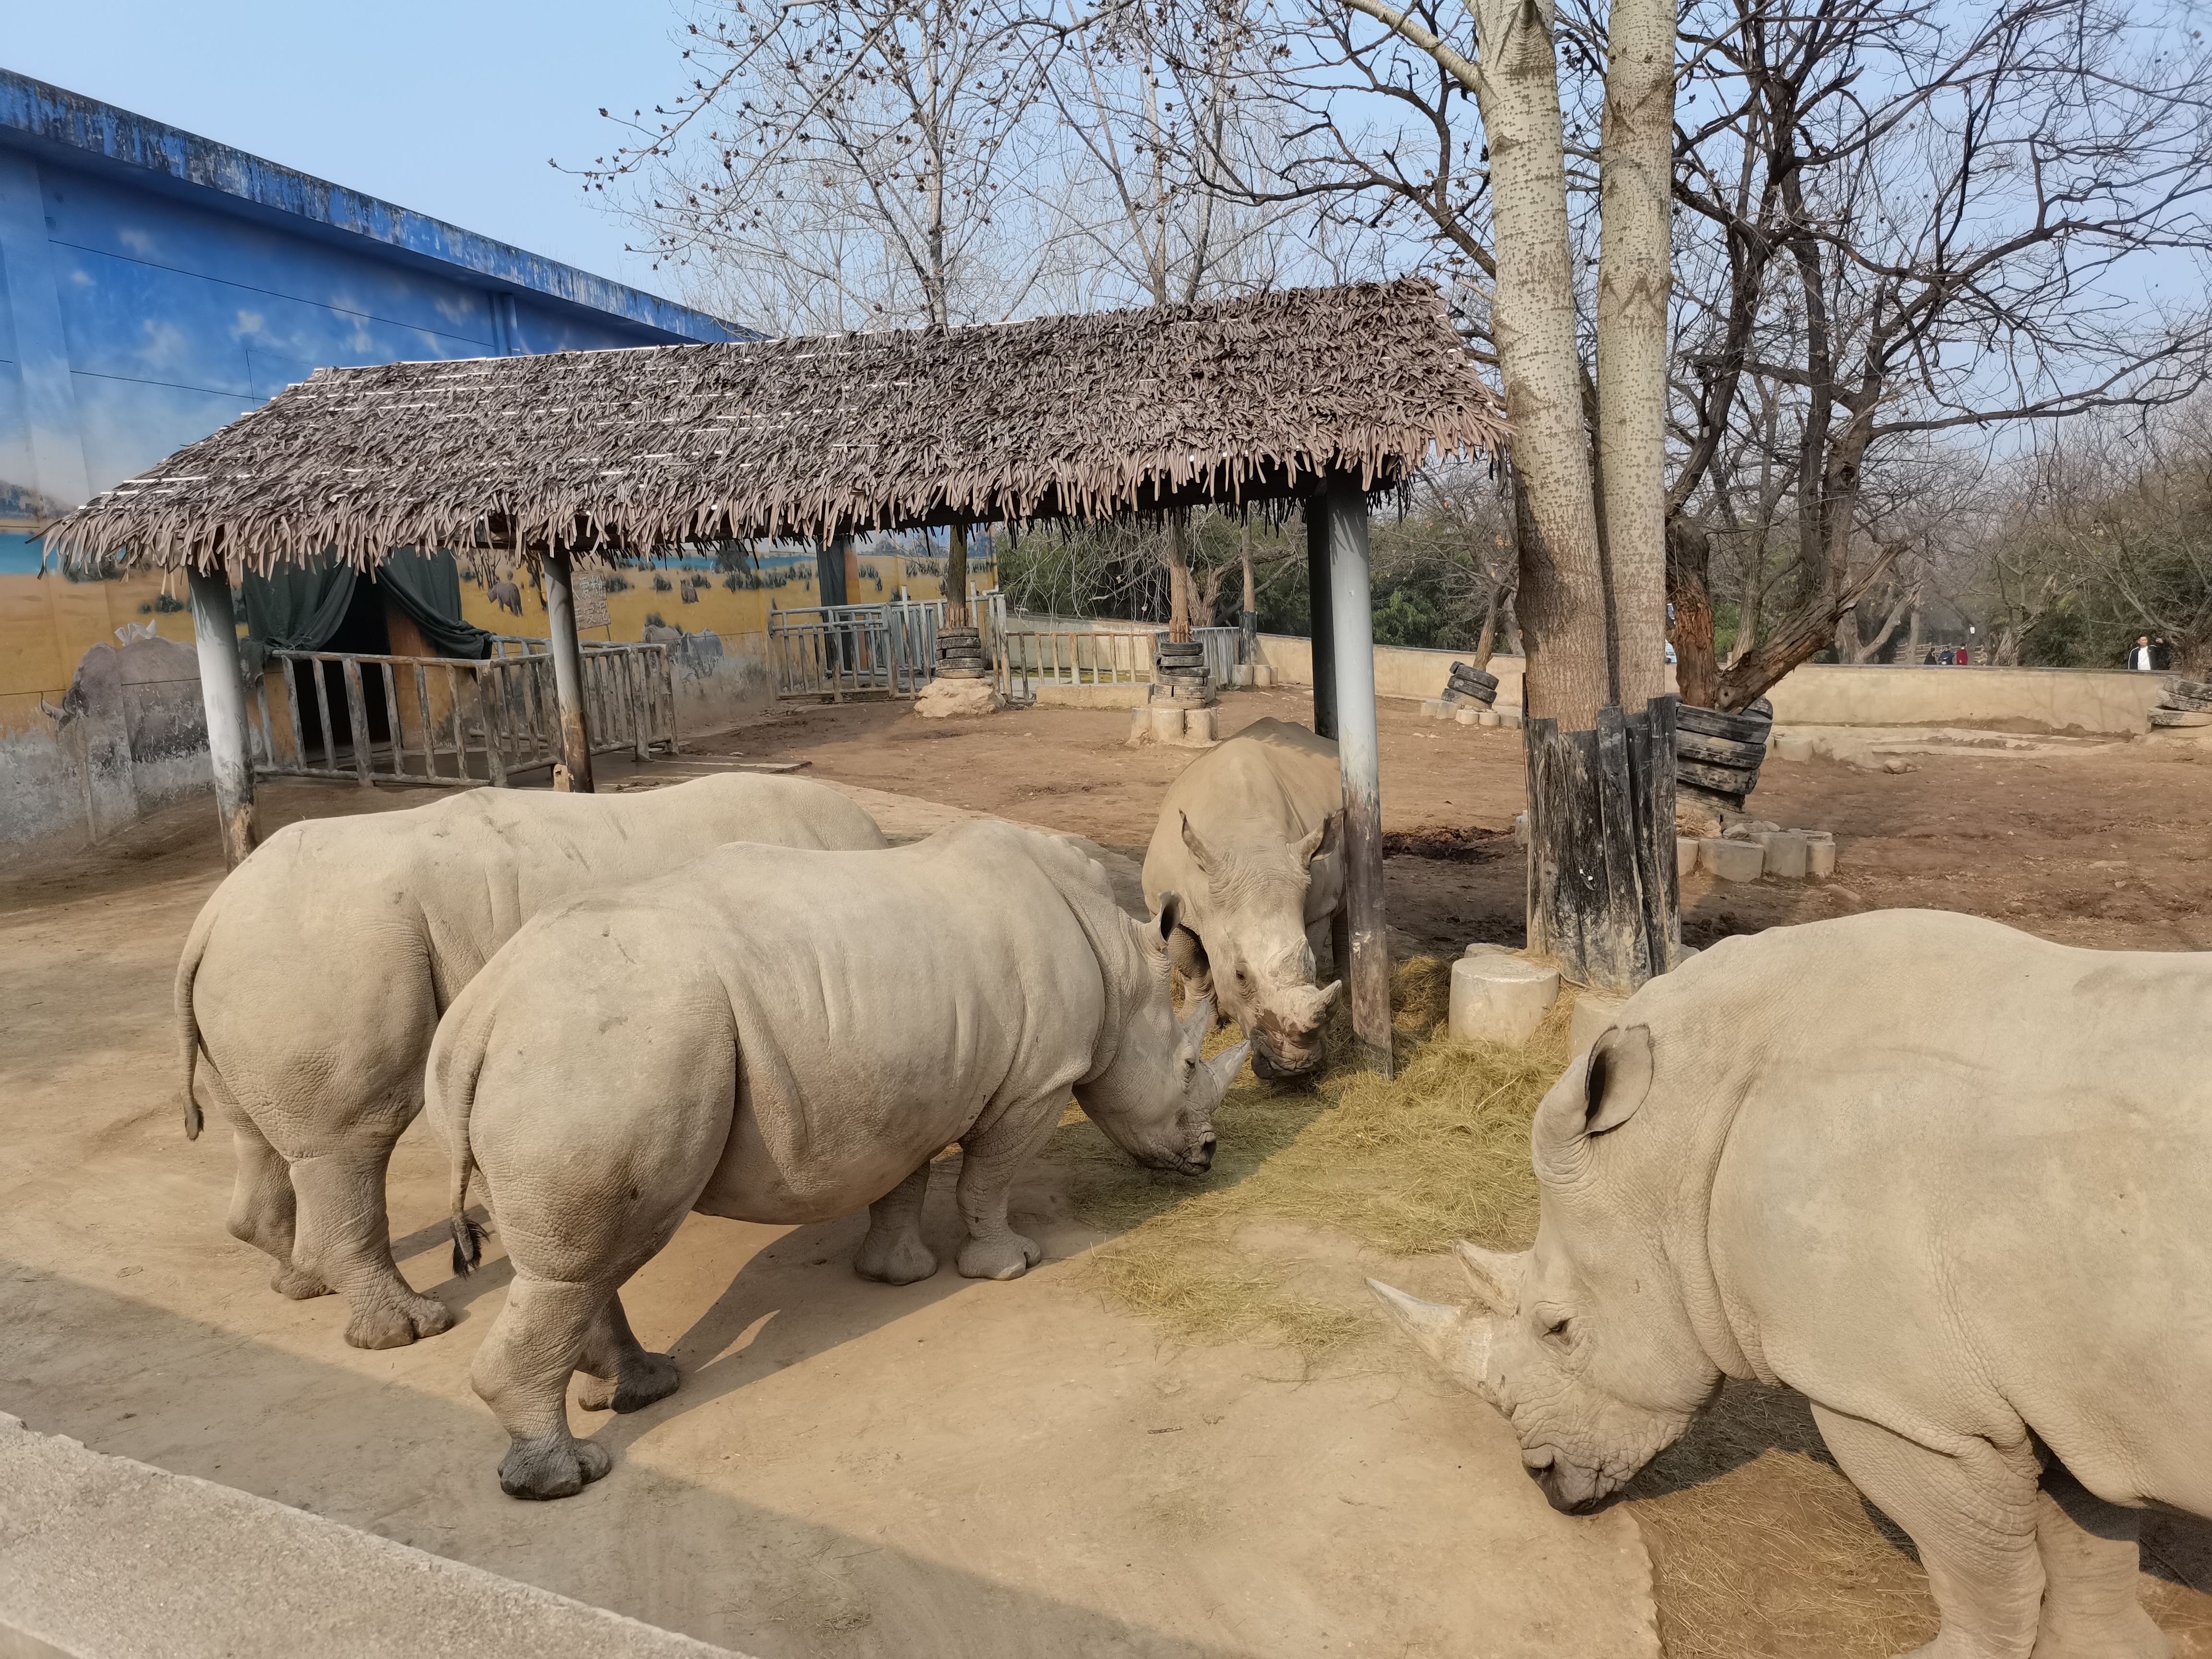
[0,69,745,575]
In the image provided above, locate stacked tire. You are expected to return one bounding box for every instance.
[1675,697,1773,811]
[2150,677,2212,729]
[1154,636,1213,704]
[936,626,989,680]
[1444,660,1498,709]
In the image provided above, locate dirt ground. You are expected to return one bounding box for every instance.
[4,686,2208,1658]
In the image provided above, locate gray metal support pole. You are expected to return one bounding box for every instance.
[540,548,595,793]
[186,561,258,868]
[1325,477,1392,1078]
[1305,500,1336,739]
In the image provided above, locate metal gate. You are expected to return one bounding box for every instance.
[768,591,1012,700]
[251,639,675,786]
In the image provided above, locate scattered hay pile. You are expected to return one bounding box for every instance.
[1042,955,1568,1358]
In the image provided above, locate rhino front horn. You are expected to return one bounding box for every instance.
[1367,1278,1498,1400]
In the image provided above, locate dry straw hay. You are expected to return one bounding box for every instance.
[45,278,1505,577]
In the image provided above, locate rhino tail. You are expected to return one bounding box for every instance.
[427,998,492,1277]
[173,896,224,1141]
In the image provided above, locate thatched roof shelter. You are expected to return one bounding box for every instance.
[46,278,1503,574]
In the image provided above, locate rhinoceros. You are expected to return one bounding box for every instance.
[1373,909,2212,1659]
[176,773,887,1352]
[429,819,1247,1500]
[1141,717,1344,1077]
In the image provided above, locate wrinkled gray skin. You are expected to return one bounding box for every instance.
[429,820,1248,1501]
[176,774,887,1352]
[1374,909,2212,1659]
[1141,717,1344,1078]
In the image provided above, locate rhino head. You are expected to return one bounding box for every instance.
[1368,1025,1722,1511]
[1175,812,1343,1079]
[1077,893,1250,1176]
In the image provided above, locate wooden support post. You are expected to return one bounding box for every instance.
[1322,477,1392,1079]
[540,548,595,793]
[1306,500,1336,740]
[186,562,258,868]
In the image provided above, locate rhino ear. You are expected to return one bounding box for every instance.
[1293,811,1338,869]
[1584,1023,1654,1136]
[1152,890,1183,945]
[1180,813,1220,878]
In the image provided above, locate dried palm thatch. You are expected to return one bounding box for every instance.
[45,278,1505,576]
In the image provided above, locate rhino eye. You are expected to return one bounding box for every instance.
[1543,1316,1572,1341]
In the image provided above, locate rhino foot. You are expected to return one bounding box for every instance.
[853,1232,940,1285]
[344,1289,455,1350]
[269,1262,332,1300]
[2030,1614,2172,1659]
[499,1433,612,1501]
[574,1351,681,1413]
[957,1231,1043,1281]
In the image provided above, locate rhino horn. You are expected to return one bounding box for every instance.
[1206,1040,1251,1091]
[1454,1240,1528,1313]
[1367,1278,1497,1398]
[1182,996,1216,1045]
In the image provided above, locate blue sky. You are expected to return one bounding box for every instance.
[8,1,693,300]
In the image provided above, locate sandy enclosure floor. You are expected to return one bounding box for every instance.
[5,687,2210,1658]
[0,767,1652,1659]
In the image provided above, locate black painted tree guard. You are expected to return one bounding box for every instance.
[1525,696,1683,993]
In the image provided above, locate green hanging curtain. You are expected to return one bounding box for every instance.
[376,549,494,661]
[242,558,357,652]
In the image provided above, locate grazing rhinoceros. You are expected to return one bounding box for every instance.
[1372,909,2212,1659]
[176,773,887,1352]
[429,819,1247,1500]
[1141,717,1343,1078]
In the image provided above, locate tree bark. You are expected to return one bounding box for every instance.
[1463,0,1612,730]
[540,549,596,793]
[945,522,969,628]
[1715,540,1908,709]
[1593,0,1676,713]
[1665,517,1720,709]
[1164,514,1193,643]
[1321,477,1393,1077]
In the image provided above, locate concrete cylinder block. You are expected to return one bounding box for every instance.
[1233,664,1255,689]
[1700,837,1766,882]
[1129,706,1152,745]
[1449,953,1562,1045]
[1252,665,1275,688]
[1500,708,1525,730]
[1150,706,1186,743]
[1774,733,1815,762]
[1758,830,1810,880]
[1806,834,1838,878]
[1455,705,1481,725]
[1676,836,1701,879]
[1478,710,1501,728]
[1182,707,1218,745]
[1422,698,1447,719]
[1569,991,1629,1057]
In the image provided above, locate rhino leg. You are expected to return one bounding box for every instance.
[220,1107,327,1300]
[289,1141,453,1350]
[1811,1402,2044,1658]
[2029,1463,2170,1659]
[853,1159,940,1285]
[476,1273,615,1501]
[572,1291,681,1414]
[952,1106,1056,1281]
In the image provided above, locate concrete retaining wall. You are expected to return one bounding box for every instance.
[0,1413,744,1659]
[1250,634,2164,734]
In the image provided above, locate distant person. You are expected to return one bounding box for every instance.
[1923,646,1941,665]
[1957,646,1970,666]
[2131,635,2157,671]
[1940,647,1956,665]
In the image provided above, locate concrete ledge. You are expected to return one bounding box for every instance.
[0,1414,745,1659]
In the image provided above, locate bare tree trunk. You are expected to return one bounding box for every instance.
[1164,514,1193,643]
[1717,541,1907,708]
[1593,0,1675,712]
[945,522,969,627]
[1463,0,1611,729]
[1666,517,1720,708]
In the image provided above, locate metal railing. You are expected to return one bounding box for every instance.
[769,591,1012,700]
[1005,630,1158,689]
[251,641,674,787]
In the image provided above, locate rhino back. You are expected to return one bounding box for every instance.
[1659,911,2212,1509]
[489,822,1111,1227]
[1142,719,1340,914]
